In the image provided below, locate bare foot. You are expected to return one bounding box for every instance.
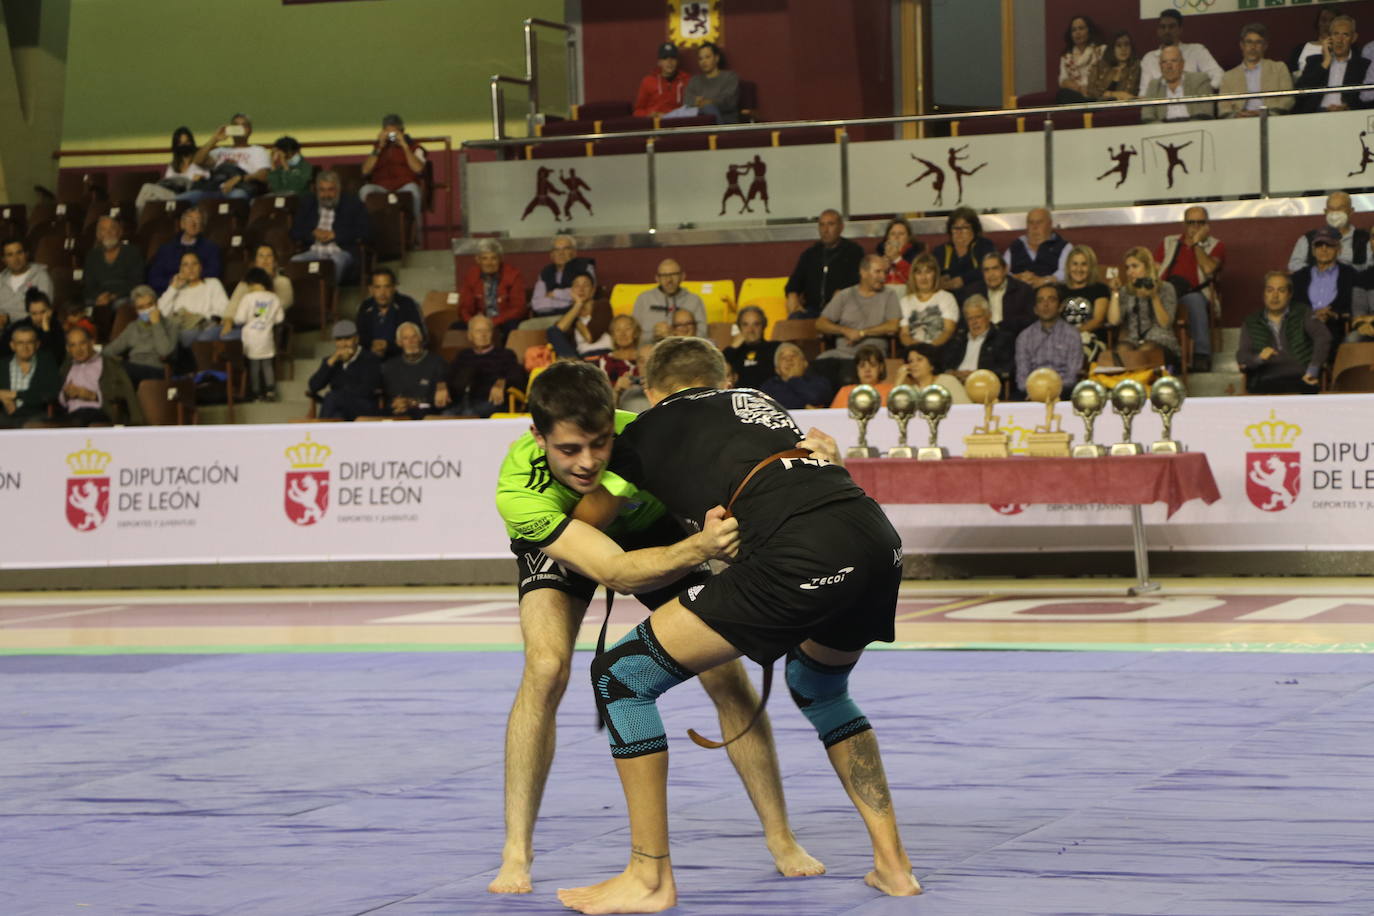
[557,868,676,914]
[487,859,533,894]
[865,867,922,897]
[768,837,826,877]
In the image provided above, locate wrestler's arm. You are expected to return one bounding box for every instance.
[571,485,624,530]
[542,510,737,594]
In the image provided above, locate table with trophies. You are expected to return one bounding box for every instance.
[841,369,1221,595]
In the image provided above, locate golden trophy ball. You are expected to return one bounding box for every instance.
[1149,375,1187,454]
[914,383,952,460]
[886,384,918,458]
[846,384,881,459]
[1024,367,1073,457]
[1108,378,1147,456]
[1070,379,1109,458]
[962,369,1010,458]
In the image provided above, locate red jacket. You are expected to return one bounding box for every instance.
[460,262,527,327]
[633,71,689,116]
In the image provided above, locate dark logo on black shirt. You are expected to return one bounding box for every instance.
[526,454,553,492]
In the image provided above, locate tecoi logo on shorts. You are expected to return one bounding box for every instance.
[799,566,854,590]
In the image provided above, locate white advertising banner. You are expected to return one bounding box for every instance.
[656,145,839,228]
[1269,108,1374,197]
[467,156,649,234]
[1054,118,1261,208]
[848,134,1046,216]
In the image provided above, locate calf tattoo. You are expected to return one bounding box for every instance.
[848,731,892,815]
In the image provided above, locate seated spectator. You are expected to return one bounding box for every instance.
[941,295,1015,384]
[899,253,958,350]
[1288,191,1371,271]
[632,258,706,345]
[307,319,383,420]
[458,239,527,333]
[356,267,423,361]
[634,43,690,117]
[681,42,740,124]
[1347,297,1374,343]
[1296,14,1370,113]
[1005,208,1070,289]
[759,342,832,410]
[1086,30,1140,101]
[597,315,646,385]
[57,325,142,426]
[381,321,448,419]
[220,268,284,401]
[1106,247,1181,368]
[290,169,372,282]
[1294,8,1337,76]
[965,251,1036,334]
[1142,45,1216,122]
[83,217,145,313]
[103,285,176,384]
[136,126,209,209]
[548,274,612,358]
[148,208,223,294]
[893,342,971,404]
[1056,14,1105,103]
[0,239,53,344]
[267,136,311,195]
[1138,10,1222,96]
[785,209,864,318]
[1220,23,1296,118]
[186,113,271,202]
[723,305,778,389]
[523,235,596,328]
[0,323,59,428]
[1015,284,1085,397]
[229,244,294,315]
[444,315,524,418]
[12,290,65,363]
[1238,271,1330,394]
[830,345,893,409]
[1156,207,1224,371]
[1292,226,1358,350]
[816,254,901,386]
[664,307,702,340]
[875,218,924,287]
[1063,245,1111,351]
[359,114,427,238]
[931,207,997,299]
[158,252,229,347]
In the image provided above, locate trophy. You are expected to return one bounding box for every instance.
[962,369,1010,458]
[914,384,951,460]
[1024,368,1073,457]
[1149,375,1187,454]
[1108,379,1147,456]
[886,384,918,458]
[1071,379,1108,458]
[846,384,881,458]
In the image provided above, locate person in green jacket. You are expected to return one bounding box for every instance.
[267,136,311,196]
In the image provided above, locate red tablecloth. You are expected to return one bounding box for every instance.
[846,452,1221,519]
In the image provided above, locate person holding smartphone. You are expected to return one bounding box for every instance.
[190,113,271,200]
[1105,247,1180,370]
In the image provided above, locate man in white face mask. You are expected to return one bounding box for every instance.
[1287,191,1372,272]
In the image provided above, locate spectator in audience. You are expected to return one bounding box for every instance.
[0,323,59,428]
[667,308,703,339]
[267,136,312,195]
[307,319,383,420]
[148,208,223,294]
[1063,245,1111,357]
[1288,191,1370,271]
[632,258,706,345]
[931,207,997,298]
[1156,207,1224,371]
[291,169,371,282]
[816,254,901,385]
[445,315,524,417]
[221,268,284,401]
[188,113,271,202]
[941,295,1015,384]
[1057,14,1106,103]
[1347,296,1374,343]
[548,274,612,358]
[139,127,208,207]
[1106,247,1180,369]
[458,239,527,333]
[57,325,142,426]
[894,342,971,404]
[1005,208,1070,289]
[12,290,64,363]
[875,217,923,287]
[381,321,449,419]
[83,217,144,314]
[634,43,690,117]
[1292,226,1358,348]
[1138,10,1223,97]
[723,305,778,389]
[1015,284,1084,397]
[1296,14,1370,113]
[0,239,53,340]
[158,252,229,347]
[103,285,176,384]
[1143,45,1216,122]
[1237,271,1329,394]
[229,244,293,315]
[1086,31,1141,101]
[598,315,646,386]
[1294,7,1338,75]
[524,235,596,328]
[359,114,427,238]
[760,342,832,410]
[965,251,1036,334]
[683,42,740,124]
[785,209,864,318]
[1219,23,1296,117]
[356,267,423,361]
[899,253,958,350]
[830,345,892,408]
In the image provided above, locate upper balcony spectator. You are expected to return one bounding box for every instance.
[1219,23,1295,118]
[186,113,272,203]
[1056,14,1105,104]
[1138,10,1222,97]
[680,42,740,124]
[268,136,312,196]
[634,43,690,117]
[360,114,427,238]
[137,127,210,209]
[1142,45,1216,122]
[1085,31,1140,102]
[1295,14,1372,113]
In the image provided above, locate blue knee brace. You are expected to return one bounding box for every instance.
[786,647,871,748]
[591,620,694,759]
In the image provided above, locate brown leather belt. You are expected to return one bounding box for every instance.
[722,448,812,518]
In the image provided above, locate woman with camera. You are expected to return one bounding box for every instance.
[1106,247,1180,369]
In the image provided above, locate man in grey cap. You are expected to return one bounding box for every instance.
[359,113,427,242]
[306,319,383,420]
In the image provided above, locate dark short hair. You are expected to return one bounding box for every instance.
[370,267,397,285]
[25,287,50,307]
[946,207,983,238]
[736,305,767,328]
[273,135,300,155]
[1240,21,1268,42]
[699,41,728,68]
[244,267,272,288]
[527,359,616,436]
[645,336,727,393]
[854,344,886,378]
[2,238,26,254]
[905,342,943,374]
[1037,283,1067,304]
[1160,10,1182,24]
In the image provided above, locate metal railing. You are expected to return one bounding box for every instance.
[488,18,581,140]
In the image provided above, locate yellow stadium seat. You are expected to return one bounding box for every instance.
[610,282,656,317]
[738,277,791,338]
[682,279,737,324]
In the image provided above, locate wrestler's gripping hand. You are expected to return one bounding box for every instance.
[797,427,841,466]
[701,505,741,561]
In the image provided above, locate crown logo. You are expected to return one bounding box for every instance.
[1245,410,1302,450]
[285,434,332,469]
[1003,421,1033,455]
[66,439,112,476]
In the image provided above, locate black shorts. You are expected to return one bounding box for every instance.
[681,496,902,665]
[512,514,709,612]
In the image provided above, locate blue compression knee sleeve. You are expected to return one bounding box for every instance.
[591,620,694,759]
[786,647,871,748]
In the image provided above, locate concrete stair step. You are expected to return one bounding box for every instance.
[1183,371,1245,398]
